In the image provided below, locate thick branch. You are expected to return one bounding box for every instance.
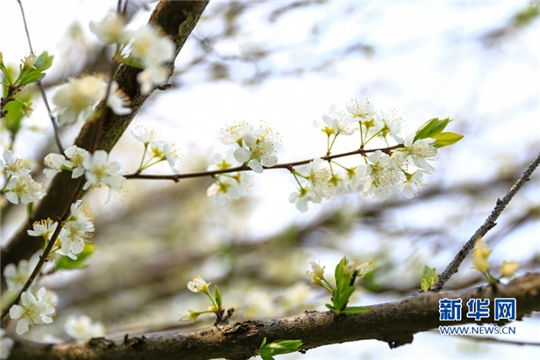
[8,273,540,360]
[431,151,540,291]
[1,0,208,272]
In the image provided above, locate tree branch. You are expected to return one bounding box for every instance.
[1,0,209,274]
[124,144,404,181]
[431,151,540,291]
[8,272,540,360]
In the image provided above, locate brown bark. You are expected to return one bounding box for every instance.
[1,0,209,271]
[8,273,540,360]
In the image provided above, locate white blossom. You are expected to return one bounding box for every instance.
[187,275,210,293]
[346,98,375,123]
[64,315,105,343]
[322,108,355,135]
[43,153,67,178]
[3,173,44,205]
[67,200,95,233]
[131,126,182,172]
[9,287,58,335]
[207,172,251,206]
[136,66,169,94]
[3,254,39,293]
[1,150,32,176]
[376,109,403,142]
[302,158,335,198]
[82,150,125,192]
[241,128,280,173]
[53,75,131,124]
[64,145,90,178]
[27,218,59,239]
[89,12,129,45]
[288,185,321,212]
[0,329,14,360]
[221,123,280,173]
[400,171,424,199]
[307,262,325,285]
[362,150,403,199]
[53,75,105,124]
[131,125,159,145]
[338,164,369,194]
[107,82,131,115]
[130,25,175,68]
[129,25,174,94]
[402,135,438,172]
[220,121,251,145]
[58,200,94,260]
[148,140,182,173]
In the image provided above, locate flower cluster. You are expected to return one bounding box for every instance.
[221,122,280,173]
[26,201,94,260]
[1,150,45,205]
[206,157,252,206]
[131,125,182,173]
[288,100,461,211]
[90,12,175,94]
[206,122,280,205]
[53,74,131,125]
[64,314,105,343]
[9,287,58,335]
[44,145,126,195]
[221,121,279,173]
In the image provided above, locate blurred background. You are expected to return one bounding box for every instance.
[1,0,539,359]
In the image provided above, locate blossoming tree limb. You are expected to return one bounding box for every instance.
[0,0,209,272]
[6,273,540,360]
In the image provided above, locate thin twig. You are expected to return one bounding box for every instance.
[431,151,540,291]
[124,144,404,181]
[0,183,85,321]
[16,0,64,154]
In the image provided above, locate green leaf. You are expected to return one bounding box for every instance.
[2,96,26,136]
[16,70,45,85]
[33,51,53,71]
[431,132,463,148]
[331,257,357,314]
[420,265,438,292]
[55,242,95,270]
[258,338,303,360]
[413,118,451,142]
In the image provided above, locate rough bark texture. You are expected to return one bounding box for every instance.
[1,0,208,271]
[8,273,540,360]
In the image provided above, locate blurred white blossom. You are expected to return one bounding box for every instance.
[187,275,210,293]
[0,329,13,360]
[90,12,129,45]
[3,253,40,293]
[53,75,130,124]
[65,315,105,343]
